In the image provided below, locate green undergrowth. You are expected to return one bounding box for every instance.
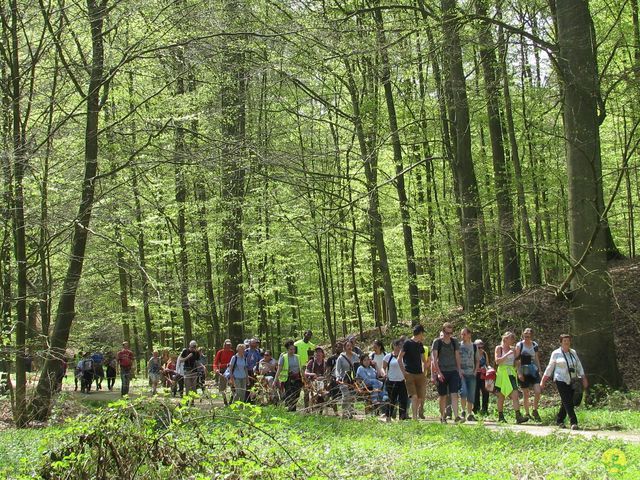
[0,397,639,479]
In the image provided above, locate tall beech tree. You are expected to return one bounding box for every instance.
[555,0,622,387]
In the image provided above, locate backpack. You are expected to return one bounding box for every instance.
[82,359,93,372]
[435,337,459,354]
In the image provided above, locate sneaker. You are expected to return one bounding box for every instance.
[440,417,447,424]
[498,412,506,423]
[570,424,579,430]
[532,410,542,422]
[467,414,476,422]
[454,416,465,423]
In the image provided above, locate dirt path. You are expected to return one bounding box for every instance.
[64,387,640,444]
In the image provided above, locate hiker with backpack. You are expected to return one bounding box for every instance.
[540,334,588,430]
[105,353,117,391]
[180,340,202,398]
[334,339,360,419]
[431,322,464,423]
[473,339,490,415]
[516,328,542,422]
[383,338,408,421]
[227,343,249,403]
[117,341,135,396]
[274,340,303,411]
[495,332,528,424]
[148,351,162,395]
[81,351,94,394]
[398,325,430,421]
[91,350,104,390]
[459,327,480,421]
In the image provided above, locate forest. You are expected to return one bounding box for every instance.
[1,0,639,435]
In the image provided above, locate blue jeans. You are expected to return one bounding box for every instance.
[365,378,384,403]
[460,374,476,404]
[121,369,131,396]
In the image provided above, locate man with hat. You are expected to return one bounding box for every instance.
[213,339,234,405]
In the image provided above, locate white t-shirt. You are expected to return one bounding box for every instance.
[371,353,386,376]
[384,353,404,382]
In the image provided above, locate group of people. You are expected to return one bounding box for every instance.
[211,323,588,430]
[74,342,136,395]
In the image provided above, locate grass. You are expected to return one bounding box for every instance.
[0,400,639,479]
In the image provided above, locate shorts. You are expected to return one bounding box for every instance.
[405,373,427,398]
[520,374,540,388]
[459,374,476,403]
[437,370,461,396]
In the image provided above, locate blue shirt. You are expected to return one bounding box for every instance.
[245,348,262,371]
[91,353,104,365]
[230,355,248,379]
[356,365,378,383]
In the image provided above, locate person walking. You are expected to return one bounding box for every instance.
[117,342,135,396]
[473,339,490,415]
[334,339,360,418]
[398,325,430,421]
[516,328,543,422]
[295,330,316,408]
[227,344,249,403]
[383,339,408,421]
[540,334,588,430]
[459,327,479,421]
[148,351,161,395]
[495,332,528,424]
[213,339,234,405]
[180,340,201,398]
[431,322,463,423]
[105,353,117,391]
[275,340,303,411]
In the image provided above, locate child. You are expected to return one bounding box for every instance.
[356,354,384,404]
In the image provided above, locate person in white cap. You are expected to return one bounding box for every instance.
[180,340,201,398]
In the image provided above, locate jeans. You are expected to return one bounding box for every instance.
[556,380,578,426]
[460,373,476,404]
[364,378,384,403]
[121,369,131,396]
[386,380,408,419]
[233,377,247,403]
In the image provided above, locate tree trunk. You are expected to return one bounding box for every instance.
[9,0,28,426]
[32,0,108,419]
[221,0,247,345]
[441,0,485,309]
[374,6,420,322]
[475,0,522,294]
[556,0,622,388]
[344,59,398,326]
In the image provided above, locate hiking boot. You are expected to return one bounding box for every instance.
[454,416,465,424]
[467,414,476,422]
[570,424,579,430]
[532,410,542,422]
[515,411,529,424]
[498,412,506,423]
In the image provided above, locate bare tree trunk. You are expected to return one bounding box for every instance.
[476,0,522,294]
[556,0,622,388]
[441,0,485,309]
[374,6,420,322]
[33,0,108,419]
